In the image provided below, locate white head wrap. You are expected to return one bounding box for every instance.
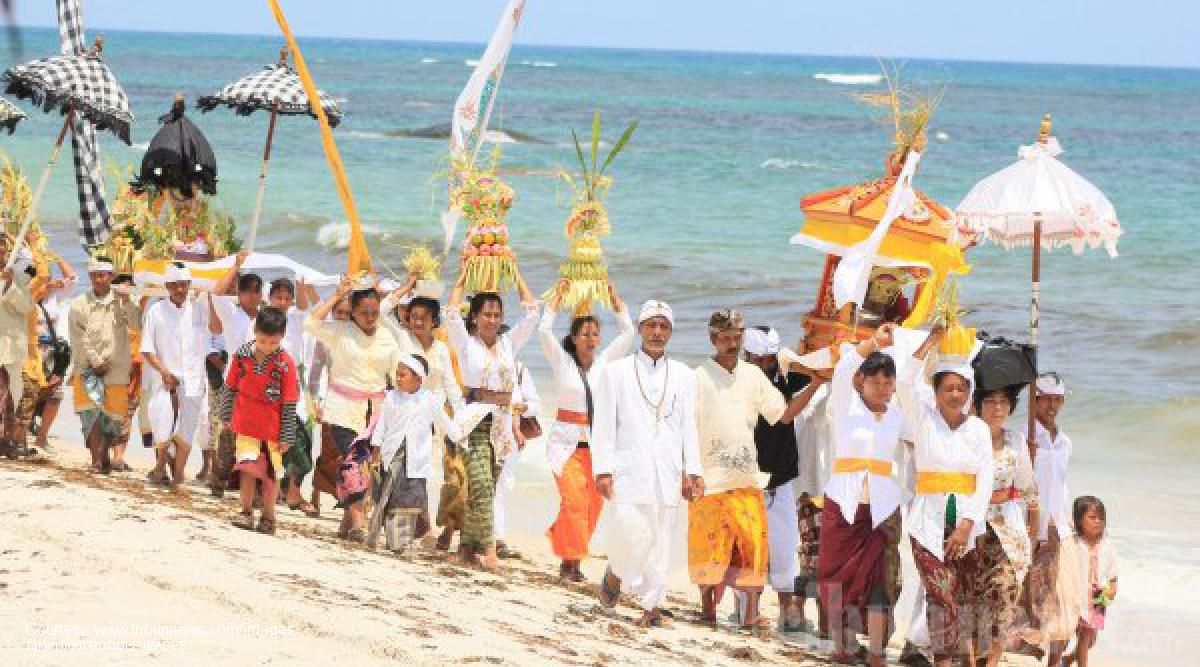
[88,257,115,273]
[1036,373,1066,396]
[743,327,780,356]
[931,359,977,415]
[397,352,428,379]
[638,300,674,326]
[163,264,192,284]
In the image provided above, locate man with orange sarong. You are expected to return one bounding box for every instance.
[689,309,821,632]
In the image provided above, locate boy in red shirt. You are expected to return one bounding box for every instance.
[219,307,299,535]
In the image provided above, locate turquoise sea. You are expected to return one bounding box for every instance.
[4,28,1198,664]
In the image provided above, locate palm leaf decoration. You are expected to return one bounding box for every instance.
[569,110,639,204]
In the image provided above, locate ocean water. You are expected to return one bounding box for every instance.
[4,28,1199,664]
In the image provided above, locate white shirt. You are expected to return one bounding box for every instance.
[791,384,832,497]
[537,307,635,474]
[371,388,466,479]
[1035,421,1073,541]
[303,317,401,433]
[378,316,465,416]
[694,358,787,494]
[140,297,210,397]
[824,343,909,527]
[210,295,255,352]
[444,301,540,391]
[1063,534,1120,625]
[897,358,995,561]
[513,361,541,419]
[444,301,539,459]
[591,350,702,507]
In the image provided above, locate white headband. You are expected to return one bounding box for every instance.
[88,258,114,273]
[1036,374,1066,396]
[743,327,780,356]
[163,264,191,284]
[638,299,674,326]
[397,353,427,379]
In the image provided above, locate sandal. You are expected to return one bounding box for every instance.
[147,470,171,487]
[232,511,255,531]
[435,530,454,552]
[598,567,620,608]
[635,610,672,628]
[255,517,277,536]
[288,500,320,517]
[345,527,366,543]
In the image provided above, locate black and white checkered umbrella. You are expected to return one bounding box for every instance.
[2,40,133,144]
[0,98,25,134]
[197,48,342,126]
[195,47,343,250]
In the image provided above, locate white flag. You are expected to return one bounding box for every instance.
[450,0,526,159]
[444,0,526,255]
[832,151,922,310]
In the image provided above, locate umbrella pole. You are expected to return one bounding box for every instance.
[245,104,279,253]
[1027,217,1042,463]
[4,111,74,270]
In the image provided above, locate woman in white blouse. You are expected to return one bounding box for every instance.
[445,271,539,570]
[538,282,633,582]
[965,384,1038,667]
[896,323,995,667]
[817,324,909,666]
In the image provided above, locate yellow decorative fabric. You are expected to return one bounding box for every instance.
[687,487,769,589]
[832,457,895,476]
[915,471,977,495]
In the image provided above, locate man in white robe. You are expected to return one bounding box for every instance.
[591,300,703,628]
[141,264,210,492]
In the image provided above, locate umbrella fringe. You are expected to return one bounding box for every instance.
[129,169,218,198]
[2,77,131,144]
[195,96,342,128]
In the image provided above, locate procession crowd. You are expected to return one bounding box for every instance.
[0,239,1119,667]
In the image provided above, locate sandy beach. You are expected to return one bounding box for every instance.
[13,397,1162,667]
[0,437,841,667]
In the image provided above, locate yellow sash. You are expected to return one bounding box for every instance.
[832,457,894,476]
[915,471,977,495]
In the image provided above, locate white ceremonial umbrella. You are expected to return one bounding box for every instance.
[955,114,1122,457]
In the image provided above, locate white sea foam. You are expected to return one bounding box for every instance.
[813,72,883,85]
[316,222,383,249]
[345,130,386,140]
[484,130,518,144]
[760,158,823,170]
[333,97,349,104]
[465,59,480,67]
[420,57,439,64]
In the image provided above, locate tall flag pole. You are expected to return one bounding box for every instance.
[266,0,371,275]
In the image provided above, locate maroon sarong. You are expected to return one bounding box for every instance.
[816,498,901,634]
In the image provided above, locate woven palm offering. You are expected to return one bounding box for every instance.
[453,161,519,293]
[544,111,637,315]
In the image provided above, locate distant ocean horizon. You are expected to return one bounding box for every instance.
[16,23,1200,71]
[3,26,1198,664]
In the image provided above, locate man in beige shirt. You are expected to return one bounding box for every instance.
[68,257,140,473]
[689,309,819,633]
[0,242,35,458]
